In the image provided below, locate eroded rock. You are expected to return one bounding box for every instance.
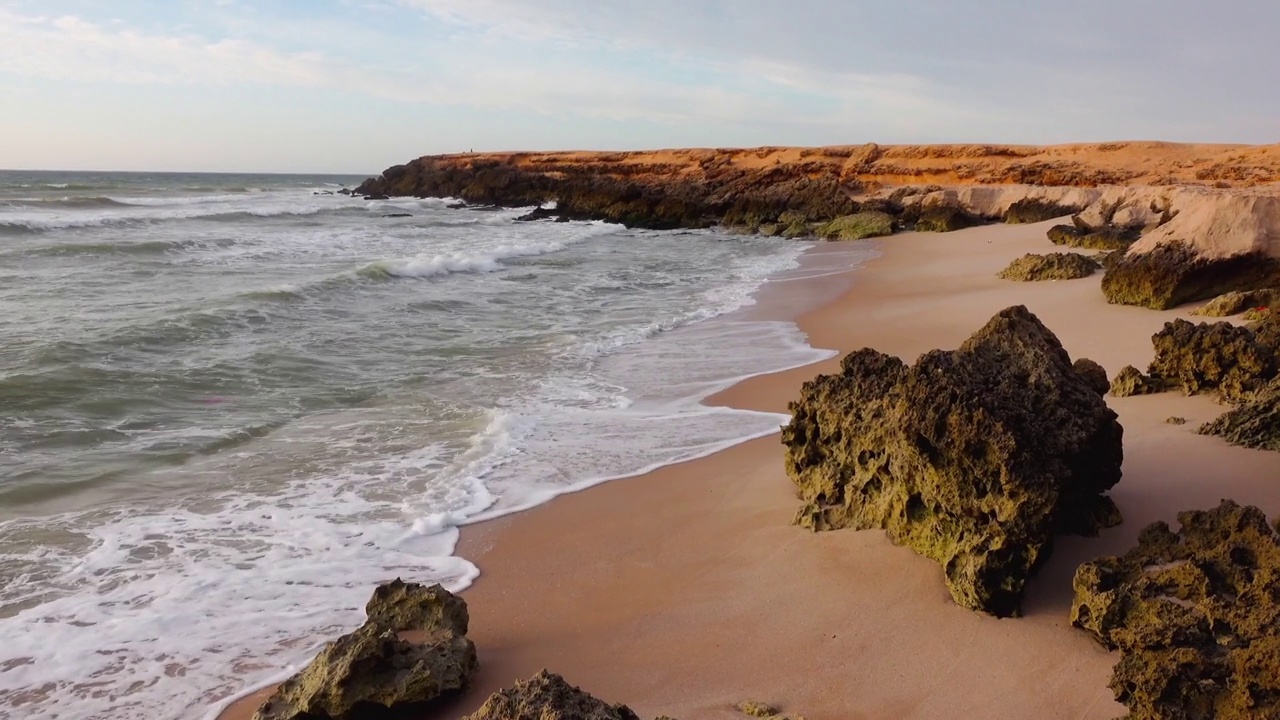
[1101,242,1280,310]
[1002,198,1083,224]
[253,581,477,720]
[462,671,653,720]
[1073,358,1110,395]
[1071,501,1280,720]
[997,252,1100,281]
[913,203,978,232]
[1109,366,1166,398]
[1198,382,1280,451]
[782,306,1124,617]
[1148,319,1276,401]
[1046,223,1139,251]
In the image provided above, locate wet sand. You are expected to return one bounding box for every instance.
[221,218,1280,720]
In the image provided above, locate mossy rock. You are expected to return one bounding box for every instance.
[1244,306,1272,322]
[462,671,651,720]
[914,204,978,232]
[1071,501,1280,720]
[1109,365,1166,397]
[758,223,783,237]
[1002,198,1083,224]
[781,221,812,239]
[1190,289,1280,318]
[1148,319,1276,401]
[815,211,895,241]
[1046,223,1140,251]
[783,306,1123,617]
[1198,381,1280,451]
[997,252,1100,281]
[1101,243,1280,310]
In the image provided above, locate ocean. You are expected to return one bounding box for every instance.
[0,170,868,719]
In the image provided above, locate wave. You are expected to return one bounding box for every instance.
[8,236,240,258]
[358,240,580,280]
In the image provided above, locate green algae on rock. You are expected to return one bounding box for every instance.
[997,252,1101,282]
[1190,290,1280,317]
[462,671,661,720]
[782,306,1124,617]
[815,211,896,241]
[1071,501,1280,720]
[1109,366,1166,398]
[1100,242,1280,310]
[1002,198,1084,224]
[1197,382,1280,451]
[1046,223,1140,251]
[1148,319,1277,401]
[253,581,477,720]
[913,203,978,232]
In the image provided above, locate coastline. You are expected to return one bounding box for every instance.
[220,217,1280,720]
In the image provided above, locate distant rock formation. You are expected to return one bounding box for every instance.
[462,671,673,720]
[997,252,1100,281]
[253,580,477,720]
[1072,501,1280,720]
[782,306,1124,617]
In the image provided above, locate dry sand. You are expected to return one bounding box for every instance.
[220,218,1280,720]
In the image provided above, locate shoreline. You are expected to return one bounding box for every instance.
[221,218,1280,720]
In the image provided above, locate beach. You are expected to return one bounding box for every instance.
[219,215,1280,719]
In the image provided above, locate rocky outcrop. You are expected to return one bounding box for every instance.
[997,252,1100,281]
[1190,289,1279,317]
[1046,223,1140,251]
[253,581,477,720]
[1002,198,1084,224]
[815,211,895,240]
[1109,366,1167,398]
[782,306,1124,617]
[1198,384,1280,451]
[1071,501,1280,720]
[1073,358,1110,395]
[1148,319,1277,401]
[462,671,667,720]
[1100,242,1280,310]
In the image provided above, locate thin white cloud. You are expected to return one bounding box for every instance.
[0,10,330,86]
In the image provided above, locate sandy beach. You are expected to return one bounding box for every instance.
[221,217,1280,720]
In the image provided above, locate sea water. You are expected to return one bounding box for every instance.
[0,171,870,719]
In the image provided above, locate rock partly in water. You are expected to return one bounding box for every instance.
[997,252,1100,281]
[1073,358,1111,395]
[782,306,1124,617]
[1101,242,1280,310]
[253,581,477,720]
[1002,198,1083,224]
[815,211,895,241]
[462,671,658,720]
[1046,223,1140,251]
[1198,381,1280,451]
[1071,501,1280,720]
[1148,319,1277,401]
[1189,289,1279,317]
[1108,366,1167,398]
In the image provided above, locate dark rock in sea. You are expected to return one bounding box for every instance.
[1071,500,1280,720]
[1046,223,1139,251]
[338,188,354,196]
[1002,198,1084,224]
[314,190,335,195]
[363,193,390,201]
[381,213,412,218]
[815,211,895,241]
[515,206,561,222]
[253,580,477,720]
[997,252,1100,281]
[1073,358,1110,395]
[1100,242,1280,310]
[913,203,978,232]
[1109,365,1167,398]
[782,306,1124,617]
[1198,381,1280,451]
[1148,319,1276,401]
[462,671,657,720]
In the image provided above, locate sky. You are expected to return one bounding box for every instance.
[1,1,1277,173]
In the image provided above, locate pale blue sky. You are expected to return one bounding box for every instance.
[2,1,1276,173]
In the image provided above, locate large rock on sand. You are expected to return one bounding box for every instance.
[1071,501,1280,720]
[254,581,477,720]
[782,306,1124,617]
[997,252,1100,281]
[1148,319,1277,401]
[1101,242,1280,310]
[463,671,662,720]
